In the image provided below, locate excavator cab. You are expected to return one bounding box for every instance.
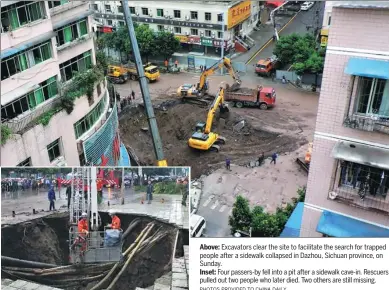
[68,168,124,264]
[195,122,206,133]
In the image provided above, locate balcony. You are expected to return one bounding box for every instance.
[49,0,88,16]
[57,32,94,52]
[344,114,389,135]
[329,160,389,215]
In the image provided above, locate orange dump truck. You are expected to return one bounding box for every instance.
[255,56,280,77]
[224,86,276,110]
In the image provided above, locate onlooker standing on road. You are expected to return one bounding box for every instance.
[48,185,56,211]
[131,90,135,100]
[270,152,278,165]
[66,185,72,210]
[146,180,153,204]
[174,60,179,68]
[226,158,231,170]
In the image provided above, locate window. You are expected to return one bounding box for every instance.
[174,10,181,18]
[118,5,123,13]
[356,77,389,117]
[119,21,125,27]
[338,161,388,198]
[1,76,59,121]
[129,7,135,14]
[174,27,181,34]
[59,51,92,82]
[55,19,88,47]
[105,5,111,13]
[205,12,211,21]
[47,139,61,162]
[217,14,223,22]
[73,94,107,139]
[142,7,148,15]
[157,25,164,32]
[157,9,164,17]
[205,30,211,37]
[92,4,98,11]
[107,20,113,25]
[17,157,32,167]
[328,15,331,26]
[1,1,45,31]
[48,1,69,9]
[190,28,198,35]
[1,41,52,81]
[190,11,198,20]
[218,31,223,39]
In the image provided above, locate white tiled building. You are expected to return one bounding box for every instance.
[301,1,389,237]
[92,0,261,54]
[1,1,129,167]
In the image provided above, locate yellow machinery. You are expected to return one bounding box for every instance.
[188,86,229,152]
[177,57,241,105]
[107,65,129,84]
[107,63,160,84]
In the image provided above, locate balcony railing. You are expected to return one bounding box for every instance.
[329,161,389,215]
[344,114,389,135]
[57,32,94,52]
[2,80,107,136]
[50,0,88,16]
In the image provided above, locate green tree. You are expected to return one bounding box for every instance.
[251,209,282,237]
[229,195,252,234]
[135,24,156,62]
[154,31,180,59]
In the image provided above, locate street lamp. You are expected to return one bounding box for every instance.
[218,12,225,75]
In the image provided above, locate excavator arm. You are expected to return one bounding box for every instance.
[197,57,241,92]
[204,87,227,134]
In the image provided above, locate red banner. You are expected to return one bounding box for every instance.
[188,36,201,44]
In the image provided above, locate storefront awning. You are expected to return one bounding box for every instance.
[344,58,389,80]
[331,141,389,171]
[317,211,389,237]
[280,202,304,237]
[1,31,56,59]
[52,9,94,30]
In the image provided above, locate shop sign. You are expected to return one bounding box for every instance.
[201,37,213,47]
[188,36,201,44]
[212,39,228,49]
[227,0,251,29]
[176,35,188,43]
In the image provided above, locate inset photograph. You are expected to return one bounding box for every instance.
[1,166,189,290]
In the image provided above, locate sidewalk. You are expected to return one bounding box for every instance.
[99,193,189,230]
[233,14,298,64]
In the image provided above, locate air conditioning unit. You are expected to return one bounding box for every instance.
[185,31,189,35]
[200,31,204,36]
[136,12,139,16]
[52,156,67,167]
[212,33,215,39]
[149,13,153,17]
[164,15,168,18]
[170,27,174,32]
[185,15,189,20]
[164,25,169,30]
[328,191,338,200]
[169,15,172,19]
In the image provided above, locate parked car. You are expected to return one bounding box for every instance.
[301,2,314,10]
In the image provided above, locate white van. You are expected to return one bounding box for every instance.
[301,2,314,11]
[190,214,206,237]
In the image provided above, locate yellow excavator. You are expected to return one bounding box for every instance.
[177,57,241,106]
[188,85,229,152]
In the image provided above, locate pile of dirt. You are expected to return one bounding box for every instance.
[119,103,303,178]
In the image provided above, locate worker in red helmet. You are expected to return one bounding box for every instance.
[72,212,89,252]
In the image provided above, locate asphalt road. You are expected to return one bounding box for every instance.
[196,193,232,238]
[246,2,325,73]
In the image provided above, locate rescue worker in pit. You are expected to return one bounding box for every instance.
[107,210,121,230]
[72,212,89,252]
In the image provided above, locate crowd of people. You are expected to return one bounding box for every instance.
[1,177,61,192]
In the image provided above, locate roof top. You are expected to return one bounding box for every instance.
[333,1,389,9]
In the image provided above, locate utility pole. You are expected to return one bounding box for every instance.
[219,12,225,75]
[270,1,290,41]
[121,0,167,166]
[121,167,125,205]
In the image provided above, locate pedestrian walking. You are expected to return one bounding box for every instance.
[131,90,135,100]
[48,185,56,211]
[282,76,286,84]
[258,152,265,165]
[200,65,203,72]
[66,184,72,210]
[146,180,153,204]
[270,152,278,165]
[226,158,231,170]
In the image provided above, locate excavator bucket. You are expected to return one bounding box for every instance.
[227,81,241,92]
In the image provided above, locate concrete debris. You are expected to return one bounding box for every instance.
[233,120,245,132]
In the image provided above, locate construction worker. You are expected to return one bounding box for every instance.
[107,210,121,230]
[75,212,89,252]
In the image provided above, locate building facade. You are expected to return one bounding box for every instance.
[301,2,389,237]
[92,0,261,55]
[1,0,130,167]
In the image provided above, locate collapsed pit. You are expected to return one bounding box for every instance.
[1,212,188,290]
[119,102,302,178]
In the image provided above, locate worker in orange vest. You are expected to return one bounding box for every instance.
[72,212,89,252]
[108,210,121,230]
